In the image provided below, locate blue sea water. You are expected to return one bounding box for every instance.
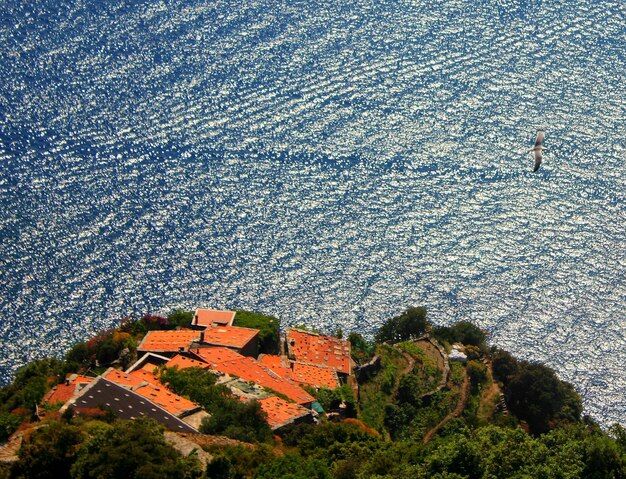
[1,0,625,426]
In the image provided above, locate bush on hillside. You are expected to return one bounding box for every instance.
[167,309,194,328]
[374,307,429,344]
[12,421,85,479]
[504,361,582,434]
[71,418,200,479]
[348,332,374,363]
[433,321,487,348]
[161,366,273,443]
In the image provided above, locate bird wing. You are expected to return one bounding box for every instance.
[534,130,545,147]
[533,149,543,172]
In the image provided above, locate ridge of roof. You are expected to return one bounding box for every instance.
[137,330,201,353]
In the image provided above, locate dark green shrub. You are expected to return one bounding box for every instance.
[375,307,428,344]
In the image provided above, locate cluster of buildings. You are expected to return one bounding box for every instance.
[43,309,354,434]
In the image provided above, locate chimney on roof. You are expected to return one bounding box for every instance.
[200,331,205,343]
[178,346,184,352]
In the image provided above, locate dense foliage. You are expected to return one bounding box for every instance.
[160,366,273,443]
[4,418,200,479]
[348,333,374,364]
[432,321,487,348]
[374,307,428,343]
[0,358,69,441]
[12,421,85,479]
[71,418,201,479]
[491,350,583,434]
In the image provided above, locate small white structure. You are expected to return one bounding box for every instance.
[449,343,467,362]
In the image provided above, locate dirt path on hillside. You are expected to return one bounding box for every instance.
[477,360,502,421]
[422,368,469,444]
[400,351,415,378]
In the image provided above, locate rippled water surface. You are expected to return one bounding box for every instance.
[1,0,625,425]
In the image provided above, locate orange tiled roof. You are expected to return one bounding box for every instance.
[192,346,242,364]
[290,362,340,390]
[193,309,236,327]
[102,368,199,417]
[165,354,211,370]
[287,329,352,375]
[74,375,94,385]
[259,355,340,389]
[44,383,76,405]
[42,375,94,405]
[128,363,161,385]
[191,347,315,405]
[102,368,144,388]
[137,330,201,353]
[133,383,197,417]
[201,325,259,350]
[258,354,291,378]
[258,396,312,430]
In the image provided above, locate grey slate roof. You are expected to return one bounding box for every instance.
[67,377,198,433]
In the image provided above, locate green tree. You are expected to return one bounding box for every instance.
[610,423,626,454]
[0,411,22,443]
[449,322,486,347]
[348,333,374,363]
[466,360,487,393]
[425,435,483,479]
[384,403,415,439]
[505,362,581,434]
[581,433,626,479]
[374,307,428,344]
[12,421,85,479]
[200,399,273,443]
[65,342,89,368]
[160,366,230,411]
[491,349,519,383]
[253,453,330,479]
[167,310,194,328]
[293,421,380,464]
[0,358,66,413]
[206,445,276,479]
[433,322,486,348]
[70,418,200,479]
[315,385,356,417]
[161,367,272,442]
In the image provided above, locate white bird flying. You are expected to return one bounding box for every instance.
[530,130,546,172]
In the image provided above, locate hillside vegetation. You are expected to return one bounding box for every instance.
[1,307,625,479]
